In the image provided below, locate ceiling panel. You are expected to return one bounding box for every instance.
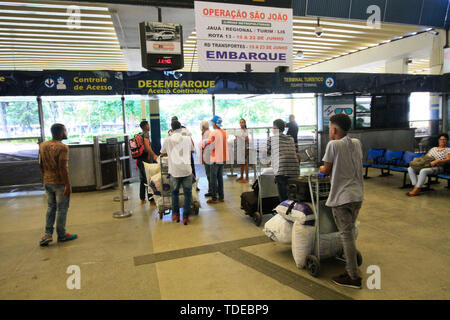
[0,0,127,71]
[181,16,428,72]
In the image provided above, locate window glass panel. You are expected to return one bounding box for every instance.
[42,96,124,144]
[355,97,371,128]
[0,96,40,161]
[409,92,430,121]
[158,94,213,144]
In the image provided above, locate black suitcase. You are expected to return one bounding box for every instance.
[240,191,258,215]
[241,180,280,226]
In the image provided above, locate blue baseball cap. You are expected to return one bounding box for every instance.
[211,115,223,128]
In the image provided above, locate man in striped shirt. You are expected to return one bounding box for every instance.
[267,119,301,202]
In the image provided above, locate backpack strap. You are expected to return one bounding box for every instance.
[285,201,296,216]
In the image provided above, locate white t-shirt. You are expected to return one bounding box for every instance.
[160,132,194,178]
[236,129,248,141]
[169,127,192,137]
[322,135,364,207]
[427,147,450,162]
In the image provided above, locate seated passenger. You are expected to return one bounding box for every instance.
[407,133,450,196]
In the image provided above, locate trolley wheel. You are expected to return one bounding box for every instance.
[253,211,262,226]
[356,250,363,267]
[305,255,320,277]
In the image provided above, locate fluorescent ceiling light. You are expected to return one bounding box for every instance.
[0,37,119,44]
[0,10,111,18]
[0,27,116,35]
[0,32,118,40]
[292,36,353,43]
[0,2,109,11]
[1,44,122,51]
[0,22,115,30]
[0,16,113,24]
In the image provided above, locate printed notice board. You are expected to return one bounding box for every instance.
[194,1,293,72]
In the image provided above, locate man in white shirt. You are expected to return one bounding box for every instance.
[160,120,195,225]
[319,113,364,289]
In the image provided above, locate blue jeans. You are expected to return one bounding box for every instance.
[211,163,224,200]
[171,174,193,218]
[137,159,148,201]
[44,184,70,238]
[204,164,213,194]
[275,175,289,202]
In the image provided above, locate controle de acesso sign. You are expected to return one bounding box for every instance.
[194,0,293,72]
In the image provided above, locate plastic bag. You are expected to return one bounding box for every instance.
[275,200,315,226]
[263,214,293,244]
[291,222,315,268]
[143,162,161,180]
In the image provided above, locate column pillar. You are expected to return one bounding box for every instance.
[149,99,161,155]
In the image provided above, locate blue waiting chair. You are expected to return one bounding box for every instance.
[437,164,450,190]
[370,150,404,177]
[390,151,425,188]
[363,149,385,178]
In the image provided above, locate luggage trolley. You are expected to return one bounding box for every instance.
[252,173,279,226]
[304,173,362,277]
[157,156,200,220]
[246,160,280,226]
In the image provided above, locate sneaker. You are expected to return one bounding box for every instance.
[332,273,362,289]
[183,217,190,225]
[58,233,78,242]
[207,199,219,204]
[39,235,53,247]
[218,198,225,202]
[172,213,180,222]
[204,193,213,197]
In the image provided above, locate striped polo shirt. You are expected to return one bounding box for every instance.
[267,133,300,177]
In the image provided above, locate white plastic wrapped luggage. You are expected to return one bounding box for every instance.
[263,214,293,244]
[143,162,161,180]
[318,226,359,260]
[149,173,163,195]
[275,200,315,226]
[291,222,315,268]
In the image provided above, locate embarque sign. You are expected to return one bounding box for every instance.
[194,1,293,72]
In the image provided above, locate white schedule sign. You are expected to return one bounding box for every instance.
[195,1,293,72]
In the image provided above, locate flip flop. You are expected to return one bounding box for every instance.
[406,192,420,197]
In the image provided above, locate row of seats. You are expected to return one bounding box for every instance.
[363,148,450,189]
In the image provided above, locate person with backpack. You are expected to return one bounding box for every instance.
[134,120,158,205]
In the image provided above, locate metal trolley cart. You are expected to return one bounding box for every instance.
[244,162,279,226]
[252,174,279,226]
[157,156,200,220]
[304,174,362,277]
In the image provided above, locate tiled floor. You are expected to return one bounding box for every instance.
[0,168,449,300]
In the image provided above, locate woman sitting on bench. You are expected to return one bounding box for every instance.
[407,133,450,196]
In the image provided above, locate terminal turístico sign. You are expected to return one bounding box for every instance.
[194,0,293,72]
